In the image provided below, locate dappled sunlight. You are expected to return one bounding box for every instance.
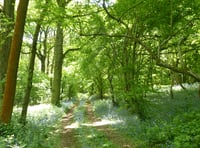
[172,83,199,91]
[26,104,63,117]
[14,104,63,118]
[64,119,123,129]
[82,119,123,127]
[61,100,74,109]
[64,121,80,129]
[157,83,199,92]
[28,104,52,112]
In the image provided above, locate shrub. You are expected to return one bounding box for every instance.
[144,111,200,147]
[172,112,200,148]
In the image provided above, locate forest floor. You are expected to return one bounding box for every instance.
[61,101,136,148]
[60,84,200,148]
[61,106,79,148]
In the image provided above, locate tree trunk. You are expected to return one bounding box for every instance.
[41,28,48,73]
[36,47,46,73]
[170,74,174,99]
[35,28,48,73]
[0,0,15,100]
[20,24,41,124]
[0,0,29,124]
[51,24,63,106]
[51,0,68,105]
[108,74,118,106]
[198,84,200,98]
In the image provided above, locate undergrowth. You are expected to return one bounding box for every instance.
[92,84,200,147]
[0,104,64,148]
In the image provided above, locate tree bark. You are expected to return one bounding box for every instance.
[51,24,64,106]
[0,0,15,100]
[51,0,69,105]
[0,0,29,124]
[20,24,41,124]
[41,28,48,73]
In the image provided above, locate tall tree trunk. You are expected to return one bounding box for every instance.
[170,71,174,99]
[0,0,29,123]
[20,24,41,124]
[0,0,15,100]
[36,47,47,73]
[108,74,118,106]
[20,0,48,124]
[36,26,52,74]
[51,0,68,105]
[51,24,63,105]
[41,28,48,73]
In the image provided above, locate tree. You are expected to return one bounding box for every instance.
[20,23,41,124]
[0,0,30,123]
[72,0,200,119]
[51,0,68,105]
[0,0,15,100]
[36,26,52,73]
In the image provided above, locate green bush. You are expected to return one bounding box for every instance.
[145,111,200,147]
[15,64,51,105]
[172,112,200,148]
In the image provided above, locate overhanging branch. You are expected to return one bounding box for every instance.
[102,0,128,29]
[63,48,80,58]
[79,32,131,38]
[79,20,200,81]
[136,40,200,81]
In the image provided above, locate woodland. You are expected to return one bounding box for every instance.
[0,0,200,147]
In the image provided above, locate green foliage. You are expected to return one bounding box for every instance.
[16,63,51,105]
[3,0,200,145]
[15,59,28,105]
[61,67,80,100]
[31,72,51,104]
[172,112,200,147]
[0,11,14,36]
[145,111,200,147]
[0,124,14,137]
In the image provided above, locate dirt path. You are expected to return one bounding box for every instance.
[61,107,79,148]
[85,103,136,148]
[61,102,136,148]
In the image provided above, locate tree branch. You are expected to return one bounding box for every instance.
[79,20,200,81]
[102,0,128,29]
[156,61,200,81]
[79,32,131,38]
[63,48,80,58]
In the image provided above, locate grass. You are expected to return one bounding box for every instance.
[76,126,117,148]
[0,104,64,148]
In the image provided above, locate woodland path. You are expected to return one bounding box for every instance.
[61,106,79,148]
[61,101,136,148]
